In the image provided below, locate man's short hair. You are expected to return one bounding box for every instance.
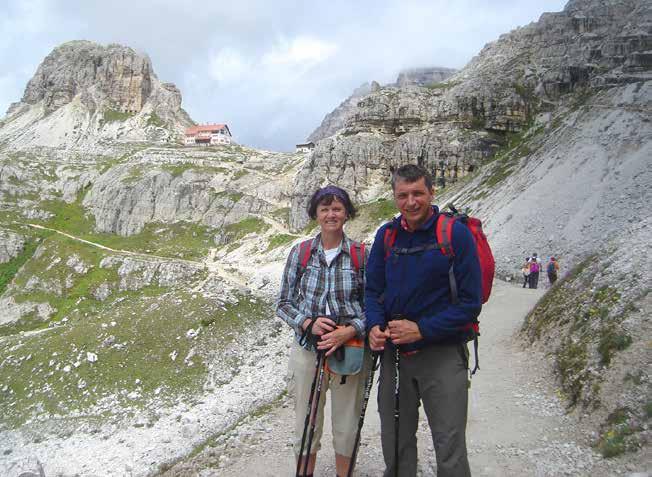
[391,164,433,190]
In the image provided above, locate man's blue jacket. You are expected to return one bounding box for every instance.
[365,206,482,352]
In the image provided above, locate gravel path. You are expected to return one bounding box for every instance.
[166,280,648,476]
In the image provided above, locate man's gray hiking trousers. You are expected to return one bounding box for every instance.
[378,343,471,477]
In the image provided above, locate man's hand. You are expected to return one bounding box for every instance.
[388,319,422,345]
[317,325,357,356]
[369,325,390,351]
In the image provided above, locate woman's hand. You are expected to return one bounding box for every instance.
[310,316,336,336]
[318,325,357,356]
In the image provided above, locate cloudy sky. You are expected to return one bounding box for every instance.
[1,0,567,151]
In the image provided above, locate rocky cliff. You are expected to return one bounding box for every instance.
[292,0,652,232]
[1,1,651,474]
[0,41,194,150]
[290,0,652,460]
[307,67,457,144]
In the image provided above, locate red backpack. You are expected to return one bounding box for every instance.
[382,204,495,374]
[382,204,494,304]
[298,239,366,274]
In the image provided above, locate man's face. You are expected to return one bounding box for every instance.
[393,177,434,228]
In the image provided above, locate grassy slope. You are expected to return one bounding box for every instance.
[0,230,271,430]
[0,153,275,431]
[521,252,650,457]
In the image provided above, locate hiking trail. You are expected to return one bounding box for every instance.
[163,280,630,477]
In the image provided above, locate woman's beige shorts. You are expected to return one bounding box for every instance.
[288,341,369,457]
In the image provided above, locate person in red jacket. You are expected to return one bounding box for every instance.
[366,164,481,477]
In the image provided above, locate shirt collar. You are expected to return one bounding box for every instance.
[399,205,437,232]
[312,232,352,254]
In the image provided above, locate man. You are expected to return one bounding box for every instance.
[365,164,482,477]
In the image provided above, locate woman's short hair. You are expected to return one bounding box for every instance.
[307,185,357,220]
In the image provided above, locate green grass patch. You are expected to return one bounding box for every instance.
[161,163,230,178]
[359,198,397,223]
[469,115,485,130]
[102,109,134,123]
[146,113,166,128]
[35,193,216,261]
[39,196,95,238]
[596,407,641,458]
[301,219,318,235]
[267,234,298,251]
[223,217,269,242]
[162,163,194,178]
[0,234,123,335]
[270,207,290,226]
[215,190,243,203]
[555,337,589,407]
[232,170,248,180]
[0,238,40,295]
[96,222,216,260]
[0,286,272,429]
[598,327,632,367]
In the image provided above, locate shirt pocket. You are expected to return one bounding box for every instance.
[299,264,323,295]
[334,265,360,303]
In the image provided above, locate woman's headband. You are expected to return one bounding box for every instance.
[314,185,348,204]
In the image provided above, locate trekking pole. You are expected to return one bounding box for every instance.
[302,349,327,477]
[296,349,325,477]
[394,343,400,477]
[346,349,381,477]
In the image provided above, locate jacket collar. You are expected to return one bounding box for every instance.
[394,205,440,232]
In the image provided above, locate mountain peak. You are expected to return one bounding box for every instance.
[1,40,194,151]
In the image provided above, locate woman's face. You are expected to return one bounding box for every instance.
[316,197,347,234]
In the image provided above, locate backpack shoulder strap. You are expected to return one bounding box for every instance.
[298,239,313,269]
[382,224,398,260]
[435,213,456,256]
[435,214,460,304]
[349,241,366,273]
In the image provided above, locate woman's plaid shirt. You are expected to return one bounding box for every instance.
[276,234,368,349]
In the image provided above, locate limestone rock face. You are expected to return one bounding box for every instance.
[307,83,372,143]
[307,69,458,144]
[82,146,297,236]
[290,0,652,230]
[0,230,25,263]
[22,41,153,114]
[0,41,194,151]
[99,256,201,291]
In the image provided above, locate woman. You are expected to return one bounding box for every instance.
[521,257,531,288]
[277,185,369,477]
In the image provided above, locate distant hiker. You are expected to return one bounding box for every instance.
[276,185,369,477]
[521,257,531,288]
[528,253,541,289]
[547,256,560,285]
[366,164,482,477]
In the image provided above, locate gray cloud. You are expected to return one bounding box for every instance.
[1,0,567,151]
